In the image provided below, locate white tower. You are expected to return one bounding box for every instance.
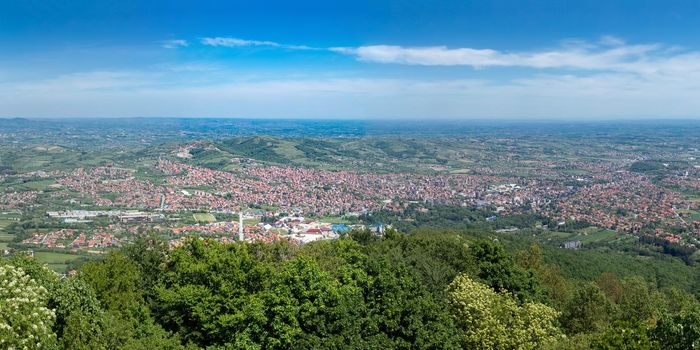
[238,211,244,241]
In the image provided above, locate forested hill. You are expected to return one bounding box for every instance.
[183,136,457,173]
[3,228,700,349]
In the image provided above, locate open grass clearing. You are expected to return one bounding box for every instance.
[677,209,700,221]
[46,263,70,273]
[193,213,216,223]
[34,251,84,263]
[243,218,260,225]
[317,216,352,224]
[0,219,14,230]
[0,233,16,242]
[19,179,57,191]
[573,229,618,243]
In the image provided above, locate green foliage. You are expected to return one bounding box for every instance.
[447,274,562,349]
[366,231,478,297]
[154,237,461,349]
[120,233,170,299]
[542,247,700,296]
[590,320,658,350]
[348,227,377,245]
[617,277,662,323]
[51,277,104,349]
[471,240,542,302]
[561,282,615,334]
[357,252,461,349]
[155,238,272,347]
[80,252,183,349]
[652,309,700,350]
[81,253,145,316]
[7,254,60,292]
[6,226,700,349]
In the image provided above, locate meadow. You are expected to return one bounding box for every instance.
[33,251,86,273]
[193,213,217,223]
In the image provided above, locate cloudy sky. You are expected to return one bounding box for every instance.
[2,0,700,119]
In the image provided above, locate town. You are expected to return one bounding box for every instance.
[3,136,700,261]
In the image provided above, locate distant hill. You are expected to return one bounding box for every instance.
[178,136,461,173]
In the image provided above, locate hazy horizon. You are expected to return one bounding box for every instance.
[2,0,700,120]
[4,116,700,123]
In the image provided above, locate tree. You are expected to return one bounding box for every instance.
[618,277,661,323]
[155,238,273,347]
[471,240,542,302]
[596,273,624,304]
[561,282,614,334]
[349,228,376,245]
[81,252,180,349]
[663,288,700,315]
[591,320,658,350]
[447,274,562,350]
[536,266,572,310]
[517,244,544,270]
[0,263,57,349]
[359,253,462,349]
[261,257,360,349]
[51,277,105,349]
[121,232,170,299]
[517,244,571,309]
[310,237,462,348]
[652,309,700,350]
[367,231,478,298]
[80,253,146,318]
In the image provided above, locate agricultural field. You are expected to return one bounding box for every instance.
[17,179,58,191]
[537,227,633,246]
[0,215,18,246]
[243,218,260,225]
[193,213,217,223]
[33,251,86,273]
[317,215,353,224]
[0,219,16,230]
[677,208,700,221]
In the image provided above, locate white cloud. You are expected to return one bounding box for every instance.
[198,36,700,79]
[3,69,700,119]
[201,37,314,50]
[599,35,626,47]
[327,37,700,85]
[162,39,189,49]
[331,41,675,75]
[201,37,280,47]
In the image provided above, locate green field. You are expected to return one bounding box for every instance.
[19,179,57,191]
[677,209,700,221]
[0,218,16,230]
[268,227,288,235]
[34,252,84,273]
[193,213,216,223]
[539,227,621,245]
[243,218,260,225]
[318,215,352,224]
[0,233,15,242]
[573,228,618,243]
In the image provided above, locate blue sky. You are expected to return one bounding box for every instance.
[2,0,700,119]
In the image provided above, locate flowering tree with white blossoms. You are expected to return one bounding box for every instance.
[0,264,56,349]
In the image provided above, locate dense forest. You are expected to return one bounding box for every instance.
[3,227,700,349]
